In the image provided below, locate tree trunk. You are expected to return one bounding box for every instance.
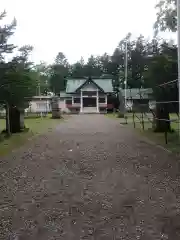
[153,103,171,132]
[117,90,125,118]
[5,103,11,136]
[10,106,21,133]
[5,106,25,133]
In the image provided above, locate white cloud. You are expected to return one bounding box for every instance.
[1,0,176,64]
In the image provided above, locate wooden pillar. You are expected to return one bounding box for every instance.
[96,90,99,112]
[80,90,83,112]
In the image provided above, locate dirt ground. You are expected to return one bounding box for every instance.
[0,114,180,239]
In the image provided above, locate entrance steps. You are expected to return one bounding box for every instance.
[80,107,99,114]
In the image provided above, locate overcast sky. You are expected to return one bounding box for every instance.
[1,0,176,64]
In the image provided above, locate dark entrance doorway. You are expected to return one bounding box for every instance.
[83,97,96,107]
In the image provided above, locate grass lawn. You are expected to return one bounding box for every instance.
[106,113,118,118]
[0,115,64,157]
[107,112,180,153]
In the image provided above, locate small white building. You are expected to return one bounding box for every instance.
[26,96,52,113]
[26,94,70,113]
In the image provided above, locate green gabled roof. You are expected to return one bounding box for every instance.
[66,78,113,93]
[120,88,153,100]
[59,91,73,98]
[66,79,86,93]
[93,79,113,92]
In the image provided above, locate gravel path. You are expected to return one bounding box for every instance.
[0,114,180,239]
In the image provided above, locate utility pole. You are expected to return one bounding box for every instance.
[124,40,128,110]
[178,0,180,137]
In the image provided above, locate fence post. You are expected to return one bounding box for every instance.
[141,112,145,130]
[132,111,136,128]
[164,120,169,144]
[124,115,128,124]
[138,88,145,130]
[165,130,168,144]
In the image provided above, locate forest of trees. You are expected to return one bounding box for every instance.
[0,0,178,134]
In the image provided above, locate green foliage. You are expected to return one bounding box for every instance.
[71,58,85,78]
[49,70,67,94]
[34,62,50,95]
[0,12,37,109]
[55,52,69,66]
[1,67,37,107]
[18,45,33,59]
[49,52,69,94]
[154,0,177,34]
[83,55,102,77]
[0,10,16,60]
[143,41,178,132]
[144,42,178,101]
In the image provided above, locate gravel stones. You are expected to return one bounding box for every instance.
[0,114,179,239]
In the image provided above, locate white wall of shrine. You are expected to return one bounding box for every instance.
[64,81,108,113]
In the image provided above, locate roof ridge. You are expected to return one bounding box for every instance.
[66,78,113,93]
